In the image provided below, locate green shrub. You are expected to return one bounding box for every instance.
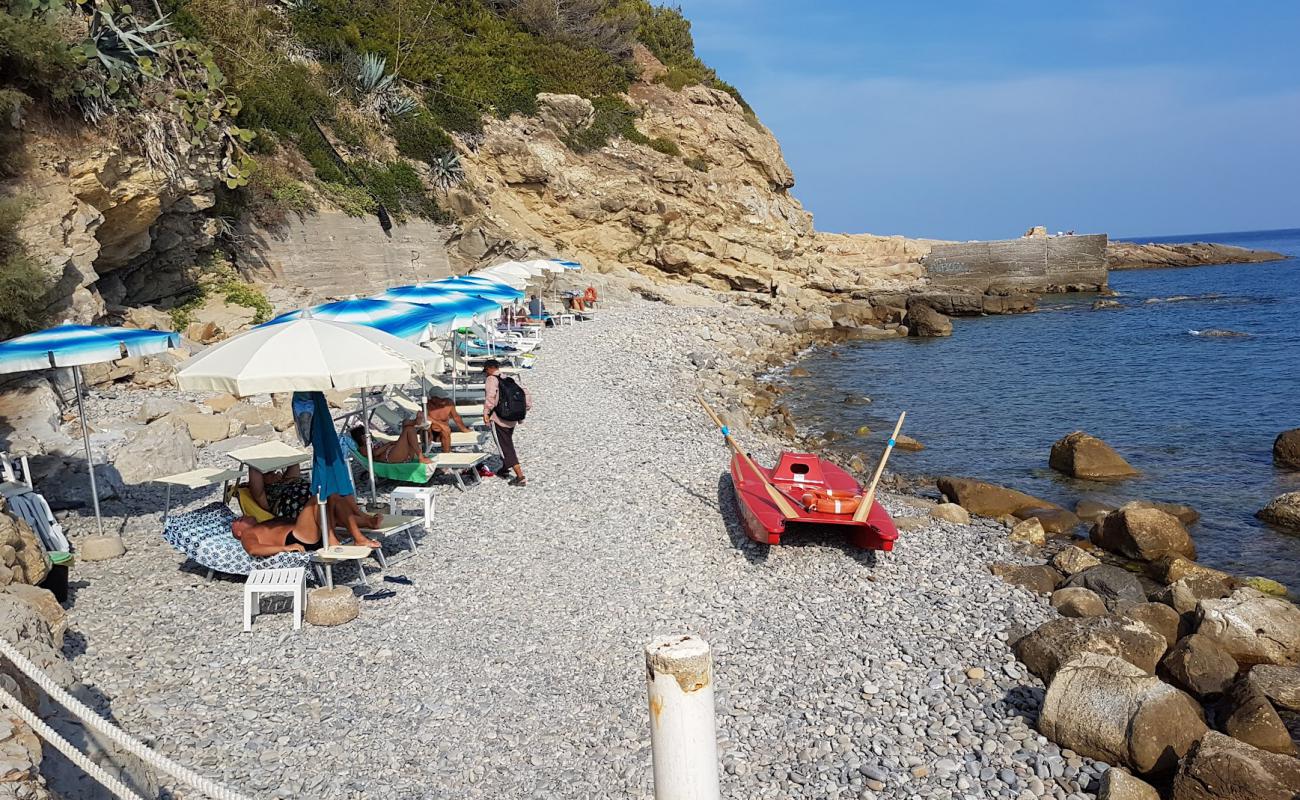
[648,136,680,157]
[243,160,316,228]
[352,160,442,222]
[564,95,644,153]
[320,181,377,217]
[0,9,77,102]
[0,196,51,337]
[391,110,455,166]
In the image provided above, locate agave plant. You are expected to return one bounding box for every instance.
[84,7,175,75]
[429,151,464,189]
[352,52,396,96]
[382,93,419,119]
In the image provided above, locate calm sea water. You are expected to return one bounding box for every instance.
[786,228,1300,590]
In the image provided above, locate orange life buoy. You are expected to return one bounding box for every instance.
[800,489,863,515]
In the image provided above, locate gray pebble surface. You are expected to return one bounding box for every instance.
[62,301,1105,799]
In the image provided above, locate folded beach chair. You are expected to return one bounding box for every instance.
[342,433,487,491]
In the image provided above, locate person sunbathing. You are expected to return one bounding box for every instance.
[247,464,310,519]
[232,495,382,555]
[422,396,471,453]
[349,420,430,465]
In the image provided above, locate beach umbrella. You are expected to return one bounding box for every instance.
[175,318,441,396]
[552,259,582,270]
[429,275,525,304]
[307,390,355,537]
[474,263,534,287]
[523,259,569,273]
[0,324,180,535]
[373,286,502,328]
[264,298,452,342]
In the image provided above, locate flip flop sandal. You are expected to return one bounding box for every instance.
[363,589,397,601]
[383,575,413,585]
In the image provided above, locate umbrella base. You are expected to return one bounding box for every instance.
[78,535,126,562]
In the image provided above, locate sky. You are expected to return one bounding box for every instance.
[673,1,1300,241]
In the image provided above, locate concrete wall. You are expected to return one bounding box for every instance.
[239,211,457,302]
[922,233,1108,292]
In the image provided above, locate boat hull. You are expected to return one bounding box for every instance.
[730,451,898,552]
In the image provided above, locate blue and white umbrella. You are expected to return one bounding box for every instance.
[264,297,451,342]
[428,275,526,303]
[372,286,502,328]
[0,324,180,534]
[552,259,582,270]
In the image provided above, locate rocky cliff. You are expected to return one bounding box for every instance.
[1107,240,1287,270]
[444,47,934,302]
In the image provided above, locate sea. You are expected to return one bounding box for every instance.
[785,228,1300,591]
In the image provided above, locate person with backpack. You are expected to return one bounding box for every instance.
[482,359,532,486]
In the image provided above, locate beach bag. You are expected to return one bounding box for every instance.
[494,376,528,422]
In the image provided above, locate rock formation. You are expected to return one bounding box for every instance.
[1256,491,1300,532]
[1049,431,1140,480]
[1108,240,1286,270]
[1274,429,1300,470]
[1092,503,1197,562]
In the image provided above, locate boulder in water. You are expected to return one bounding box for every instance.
[937,477,1060,517]
[906,303,953,337]
[1273,428,1300,470]
[1049,431,1141,480]
[1256,491,1300,532]
[1093,502,1197,561]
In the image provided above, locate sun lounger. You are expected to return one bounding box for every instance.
[335,513,423,568]
[342,434,487,491]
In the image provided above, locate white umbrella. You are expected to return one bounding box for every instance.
[176,319,443,506]
[175,318,440,396]
[475,264,533,287]
[523,259,568,273]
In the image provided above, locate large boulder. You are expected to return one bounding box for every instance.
[930,503,970,524]
[906,303,952,337]
[1214,678,1296,755]
[176,412,233,444]
[1015,506,1081,534]
[1273,428,1300,470]
[114,418,197,484]
[1051,587,1107,617]
[1256,492,1300,532]
[1049,431,1141,480]
[1009,517,1047,546]
[1160,633,1239,698]
[1039,653,1207,775]
[1196,588,1300,666]
[989,563,1061,595]
[1052,545,1102,576]
[937,477,1060,518]
[1097,769,1160,800]
[1,585,66,649]
[1245,665,1300,713]
[1064,565,1148,611]
[1154,576,1234,616]
[1093,503,1197,561]
[1014,615,1168,682]
[1149,556,1232,588]
[1130,500,1200,526]
[1122,602,1183,647]
[1171,731,1300,800]
[134,396,200,424]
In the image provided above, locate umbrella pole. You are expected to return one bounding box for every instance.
[72,366,103,536]
[451,330,458,406]
[360,388,378,507]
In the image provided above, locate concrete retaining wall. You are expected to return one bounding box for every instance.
[922,234,1108,292]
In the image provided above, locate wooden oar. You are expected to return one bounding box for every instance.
[697,396,801,520]
[853,412,907,523]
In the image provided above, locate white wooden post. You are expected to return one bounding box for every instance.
[645,635,721,800]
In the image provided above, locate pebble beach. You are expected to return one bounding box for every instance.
[57,301,1117,800]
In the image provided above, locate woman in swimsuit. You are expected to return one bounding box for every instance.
[232,495,384,554]
[349,420,430,465]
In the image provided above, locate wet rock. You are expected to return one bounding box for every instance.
[789,366,810,378]
[1256,491,1300,532]
[937,476,1060,517]
[1049,431,1141,480]
[1010,517,1047,546]
[1053,545,1102,576]
[1214,678,1297,755]
[1093,502,1197,561]
[1196,588,1300,666]
[1065,565,1148,611]
[1014,615,1168,682]
[1274,428,1300,470]
[989,563,1061,595]
[1076,498,1115,525]
[1051,587,1107,617]
[1160,633,1239,698]
[1245,665,1300,713]
[1015,506,1081,534]
[892,433,924,451]
[1243,576,1288,597]
[906,303,952,337]
[930,503,970,524]
[1092,300,1123,311]
[1039,652,1206,775]
[1122,602,1183,647]
[1170,731,1300,800]
[1097,769,1160,800]
[1130,499,1200,526]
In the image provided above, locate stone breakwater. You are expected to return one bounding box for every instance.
[36,299,1124,800]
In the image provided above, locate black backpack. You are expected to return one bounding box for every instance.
[494,375,527,422]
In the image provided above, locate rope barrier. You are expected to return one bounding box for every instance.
[0,683,145,800]
[0,636,254,800]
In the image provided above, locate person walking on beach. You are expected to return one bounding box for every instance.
[483,359,531,486]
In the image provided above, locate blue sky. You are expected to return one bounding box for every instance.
[673,1,1300,240]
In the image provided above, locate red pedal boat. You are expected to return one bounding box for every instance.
[730,451,899,551]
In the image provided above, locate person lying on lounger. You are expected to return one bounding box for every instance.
[349,420,431,465]
[232,494,384,556]
[422,396,471,454]
[247,464,311,519]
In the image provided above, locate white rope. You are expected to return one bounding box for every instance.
[0,637,254,800]
[0,683,145,800]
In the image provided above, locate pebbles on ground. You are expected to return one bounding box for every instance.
[60,301,1103,799]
